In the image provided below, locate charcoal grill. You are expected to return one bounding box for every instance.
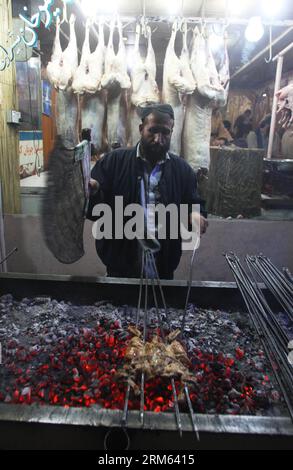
[0,273,292,450]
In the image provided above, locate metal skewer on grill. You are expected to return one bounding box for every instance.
[121,237,199,438]
[251,255,293,320]
[224,253,293,422]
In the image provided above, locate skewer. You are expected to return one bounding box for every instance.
[140,251,150,426]
[171,378,182,437]
[123,251,146,428]
[121,383,131,427]
[148,250,201,437]
[246,256,290,348]
[0,247,18,266]
[260,255,293,293]
[184,383,200,441]
[255,256,293,317]
[148,251,171,329]
[181,244,197,336]
[136,252,145,326]
[146,250,184,436]
[224,253,293,421]
[283,267,293,284]
[140,371,145,425]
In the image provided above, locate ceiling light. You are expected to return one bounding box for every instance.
[167,0,181,16]
[245,17,264,43]
[80,0,99,16]
[228,0,254,17]
[262,0,284,17]
[79,0,118,16]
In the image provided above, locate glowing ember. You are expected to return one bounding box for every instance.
[0,320,274,414]
[0,294,285,415]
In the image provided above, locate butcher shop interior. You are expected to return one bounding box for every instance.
[0,0,293,451]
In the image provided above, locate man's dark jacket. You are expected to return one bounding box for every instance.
[87,146,206,277]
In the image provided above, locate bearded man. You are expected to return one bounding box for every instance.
[87,104,208,279]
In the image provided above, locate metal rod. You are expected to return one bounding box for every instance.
[272,41,293,61]
[246,256,290,348]
[0,247,18,266]
[140,371,145,425]
[267,54,284,159]
[150,267,165,341]
[184,384,200,441]
[283,268,293,284]
[181,245,197,336]
[260,256,293,294]
[136,252,145,327]
[145,251,186,436]
[171,378,182,437]
[253,257,293,319]
[256,262,293,312]
[143,253,149,343]
[225,255,293,382]
[225,253,293,420]
[149,251,171,329]
[231,27,293,81]
[121,384,131,427]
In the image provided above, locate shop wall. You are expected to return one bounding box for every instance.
[0,0,21,213]
[4,216,293,282]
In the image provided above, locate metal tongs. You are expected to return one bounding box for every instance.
[121,237,199,440]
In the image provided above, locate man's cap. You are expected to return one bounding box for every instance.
[140,103,175,121]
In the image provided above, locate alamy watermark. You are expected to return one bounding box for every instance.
[90,197,201,251]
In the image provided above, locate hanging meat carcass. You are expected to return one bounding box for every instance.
[72,19,105,95]
[162,20,195,156]
[74,20,106,153]
[101,18,131,149]
[72,18,91,94]
[128,23,160,146]
[183,28,226,170]
[47,14,78,91]
[276,82,293,128]
[214,31,230,106]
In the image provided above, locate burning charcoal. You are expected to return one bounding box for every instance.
[4,394,12,403]
[0,294,287,416]
[270,390,280,403]
[223,379,232,391]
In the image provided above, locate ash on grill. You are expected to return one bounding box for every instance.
[0,294,288,415]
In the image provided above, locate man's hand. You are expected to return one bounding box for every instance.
[190,212,209,235]
[89,178,99,193]
[212,138,226,147]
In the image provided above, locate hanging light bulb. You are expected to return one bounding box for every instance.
[245,17,264,43]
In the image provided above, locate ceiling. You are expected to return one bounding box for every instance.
[18,0,293,89]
